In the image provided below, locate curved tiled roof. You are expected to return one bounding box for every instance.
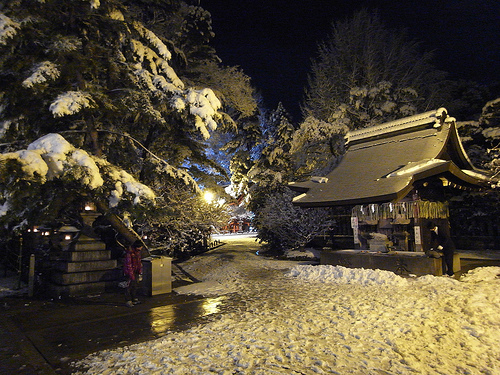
[290,109,492,207]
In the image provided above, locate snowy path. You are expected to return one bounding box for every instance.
[74,236,500,374]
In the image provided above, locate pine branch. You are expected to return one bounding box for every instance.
[58,129,201,193]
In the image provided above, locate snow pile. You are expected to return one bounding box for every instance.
[460,266,500,283]
[0,275,27,297]
[73,237,500,375]
[283,248,318,260]
[286,264,410,286]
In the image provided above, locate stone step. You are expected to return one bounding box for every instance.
[55,250,112,262]
[52,259,118,273]
[46,281,116,298]
[74,241,107,251]
[51,269,118,285]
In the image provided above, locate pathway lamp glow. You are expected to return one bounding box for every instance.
[204,191,215,204]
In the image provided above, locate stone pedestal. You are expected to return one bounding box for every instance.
[47,211,119,297]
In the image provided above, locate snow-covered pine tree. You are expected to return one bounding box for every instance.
[248,102,295,188]
[458,98,500,181]
[0,0,256,250]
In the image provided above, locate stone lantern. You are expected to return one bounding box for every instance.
[57,225,80,251]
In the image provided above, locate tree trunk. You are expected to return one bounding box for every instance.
[94,200,150,257]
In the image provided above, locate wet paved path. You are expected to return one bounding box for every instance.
[0,273,238,374]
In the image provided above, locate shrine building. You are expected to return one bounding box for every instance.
[289,108,494,275]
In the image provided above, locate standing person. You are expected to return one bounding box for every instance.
[427,222,456,276]
[123,240,143,307]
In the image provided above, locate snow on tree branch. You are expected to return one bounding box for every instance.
[49,91,95,117]
[22,61,60,88]
[129,38,222,138]
[126,23,222,139]
[89,0,100,10]
[93,129,202,194]
[0,13,20,46]
[133,21,172,61]
[0,133,156,216]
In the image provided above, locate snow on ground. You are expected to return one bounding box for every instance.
[69,236,499,374]
[0,273,27,298]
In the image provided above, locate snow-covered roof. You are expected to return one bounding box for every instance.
[345,108,447,145]
[290,109,493,207]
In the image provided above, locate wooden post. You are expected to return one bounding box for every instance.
[28,254,35,297]
[16,237,23,290]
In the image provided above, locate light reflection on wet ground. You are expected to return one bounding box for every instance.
[3,292,242,374]
[149,296,228,336]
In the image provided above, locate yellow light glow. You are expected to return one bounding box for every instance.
[84,202,96,211]
[204,191,214,204]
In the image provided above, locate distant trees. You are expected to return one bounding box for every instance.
[449,98,500,244]
[303,9,447,123]
[0,0,257,254]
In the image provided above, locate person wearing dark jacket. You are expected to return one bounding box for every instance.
[123,240,143,307]
[427,222,455,276]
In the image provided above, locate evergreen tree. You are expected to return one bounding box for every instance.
[248,103,295,190]
[458,98,500,178]
[290,115,347,178]
[254,188,333,253]
[0,0,257,250]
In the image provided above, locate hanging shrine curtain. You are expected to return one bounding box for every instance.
[352,201,449,222]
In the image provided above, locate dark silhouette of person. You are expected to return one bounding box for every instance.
[427,222,455,276]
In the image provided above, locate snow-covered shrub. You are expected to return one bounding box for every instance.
[254,188,333,254]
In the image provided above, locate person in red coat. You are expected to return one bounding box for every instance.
[123,240,143,307]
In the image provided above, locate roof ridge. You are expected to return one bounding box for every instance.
[346,108,447,145]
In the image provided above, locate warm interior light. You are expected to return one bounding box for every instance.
[84,202,96,211]
[64,234,72,240]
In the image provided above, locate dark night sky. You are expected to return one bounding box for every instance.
[201,0,500,121]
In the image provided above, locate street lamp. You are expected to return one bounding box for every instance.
[204,191,215,204]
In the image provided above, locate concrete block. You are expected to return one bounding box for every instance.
[320,250,461,276]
